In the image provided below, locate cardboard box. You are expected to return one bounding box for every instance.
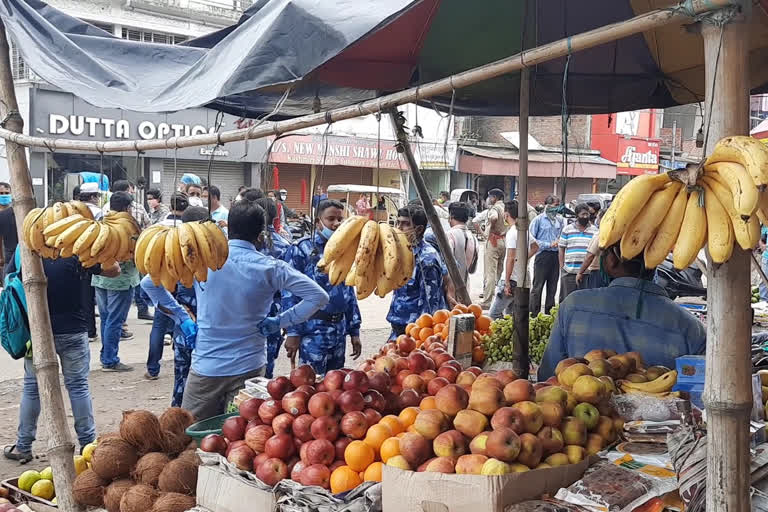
[196,464,276,512]
[382,458,592,512]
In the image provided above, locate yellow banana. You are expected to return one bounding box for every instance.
[393,230,414,287]
[54,219,91,249]
[189,222,217,271]
[60,202,72,219]
[193,262,208,282]
[644,186,688,268]
[345,261,358,287]
[22,208,41,240]
[701,176,760,250]
[620,182,681,259]
[200,221,229,269]
[68,200,94,220]
[599,173,671,249]
[23,209,44,251]
[159,257,177,293]
[328,243,357,286]
[164,227,182,282]
[90,223,112,258]
[73,222,101,258]
[27,214,46,252]
[45,235,58,248]
[705,161,758,217]
[620,371,677,393]
[356,246,378,301]
[378,222,399,280]
[705,135,768,187]
[42,206,55,230]
[51,202,66,223]
[375,250,393,298]
[672,189,707,270]
[178,259,195,289]
[324,215,368,264]
[43,214,85,238]
[699,182,733,264]
[353,220,380,274]
[177,223,201,275]
[134,225,166,274]
[144,229,168,278]
[39,246,59,260]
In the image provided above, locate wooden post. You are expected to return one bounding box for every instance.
[387,110,472,306]
[513,68,531,377]
[0,22,80,512]
[701,6,752,512]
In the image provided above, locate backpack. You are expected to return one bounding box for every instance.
[0,247,30,359]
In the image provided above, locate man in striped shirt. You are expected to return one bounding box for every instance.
[559,203,598,300]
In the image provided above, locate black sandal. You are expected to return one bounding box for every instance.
[3,445,32,464]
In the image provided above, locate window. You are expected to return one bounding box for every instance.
[121,28,188,45]
[10,41,32,81]
[89,21,115,35]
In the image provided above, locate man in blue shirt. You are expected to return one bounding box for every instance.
[537,243,706,379]
[284,199,362,374]
[387,205,451,338]
[529,194,565,314]
[206,185,229,236]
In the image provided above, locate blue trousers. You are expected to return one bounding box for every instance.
[266,333,283,379]
[147,312,175,377]
[17,333,95,453]
[299,333,346,375]
[95,287,133,368]
[173,343,192,407]
[134,282,151,313]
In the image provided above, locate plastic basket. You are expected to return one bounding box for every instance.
[185,412,238,446]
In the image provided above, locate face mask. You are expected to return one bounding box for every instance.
[546,209,556,220]
[320,226,335,240]
[0,195,12,206]
[189,197,203,207]
[577,217,589,227]
[202,199,209,207]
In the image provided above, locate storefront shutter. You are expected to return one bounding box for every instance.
[161,159,247,208]
[266,164,373,213]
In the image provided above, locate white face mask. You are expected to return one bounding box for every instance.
[189,197,203,207]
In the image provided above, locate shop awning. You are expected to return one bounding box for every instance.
[457,146,616,179]
[2,0,768,119]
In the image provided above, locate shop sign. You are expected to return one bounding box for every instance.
[616,138,660,175]
[48,114,219,140]
[269,135,404,169]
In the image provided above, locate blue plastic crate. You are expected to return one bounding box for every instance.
[673,381,704,409]
[676,355,705,383]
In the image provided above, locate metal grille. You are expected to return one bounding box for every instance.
[121,28,188,45]
[10,41,32,80]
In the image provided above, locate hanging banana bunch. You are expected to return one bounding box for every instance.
[134,221,228,292]
[320,215,414,300]
[22,202,140,267]
[600,135,768,269]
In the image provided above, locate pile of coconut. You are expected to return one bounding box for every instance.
[72,407,200,512]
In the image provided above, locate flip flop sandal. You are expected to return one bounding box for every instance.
[3,445,32,464]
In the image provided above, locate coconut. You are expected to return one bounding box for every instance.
[121,410,165,453]
[72,468,108,507]
[157,458,199,496]
[120,484,158,512]
[163,430,193,457]
[176,449,200,465]
[159,408,196,436]
[91,437,139,480]
[104,479,134,512]
[132,452,171,487]
[152,492,196,512]
[97,432,122,443]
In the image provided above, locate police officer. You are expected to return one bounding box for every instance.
[255,197,294,378]
[284,199,362,374]
[387,205,451,338]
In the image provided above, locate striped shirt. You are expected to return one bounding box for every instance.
[559,223,598,274]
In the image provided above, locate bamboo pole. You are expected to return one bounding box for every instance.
[513,68,531,377]
[701,7,752,511]
[387,110,472,306]
[0,21,80,512]
[0,0,735,154]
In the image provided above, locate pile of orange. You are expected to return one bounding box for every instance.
[402,305,491,365]
[331,412,418,494]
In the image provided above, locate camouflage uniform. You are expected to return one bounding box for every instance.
[387,239,448,338]
[262,227,294,378]
[171,284,196,407]
[284,233,361,374]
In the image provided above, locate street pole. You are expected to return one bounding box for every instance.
[671,120,677,166]
[0,21,80,512]
[514,68,531,378]
[701,5,752,511]
[387,110,472,306]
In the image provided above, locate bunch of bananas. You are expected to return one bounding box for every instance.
[23,202,139,267]
[134,221,228,292]
[600,135,768,269]
[618,370,679,397]
[320,215,414,300]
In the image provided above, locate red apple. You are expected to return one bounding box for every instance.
[291,460,305,481]
[436,365,459,383]
[442,360,462,371]
[329,460,346,472]
[226,440,246,458]
[222,416,248,442]
[398,388,421,408]
[490,407,526,434]
[338,390,365,413]
[435,384,470,417]
[357,359,374,372]
[427,377,450,395]
[503,379,535,404]
[397,336,416,354]
[308,392,336,418]
[374,356,396,375]
[396,369,413,386]
[316,382,328,393]
[310,416,340,441]
[363,408,382,425]
[292,414,315,442]
[486,427,521,462]
[466,366,483,376]
[267,376,294,400]
[227,444,255,471]
[368,372,391,393]
[265,433,295,460]
[299,442,310,464]
[258,400,284,424]
[272,413,295,435]
[245,425,274,453]
[282,391,309,417]
[245,418,264,433]
[335,437,352,461]
[395,357,410,373]
[433,353,455,368]
[239,398,265,421]
[200,434,227,455]
[408,352,430,373]
[324,370,346,391]
[362,389,386,412]
[402,374,426,393]
[256,457,288,486]
[495,370,519,386]
[290,364,316,388]
[296,384,316,396]
[343,370,369,392]
[340,411,369,439]
[253,452,270,471]
[301,464,331,489]
[305,439,335,466]
[380,342,396,356]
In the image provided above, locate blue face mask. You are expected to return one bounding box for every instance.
[320,226,335,240]
[0,195,11,206]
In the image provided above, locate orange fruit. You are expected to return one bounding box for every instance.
[468,304,483,318]
[476,315,492,332]
[433,323,445,336]
[432,309,450,325]
[396,431,407,438]
[345,440,375,472]
[420,396,437,410]
[405,323,417,335]
[409,325,422,339]
[441,324,450,338]
[472,347,486,364]
[416,313,434,328]
[379,437,401,463]
[398,406,420,428]
[418,327,434,342]
[330,465,363,494]
[379,415,404,436]
[363,461,383,482]
[455,304,470,313]
[407,424,418,433]
[451,309,464,317]
[364,424,393,452]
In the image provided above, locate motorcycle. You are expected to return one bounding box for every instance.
[655,254,706,301]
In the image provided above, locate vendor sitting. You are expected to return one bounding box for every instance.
[537,243,706,379]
